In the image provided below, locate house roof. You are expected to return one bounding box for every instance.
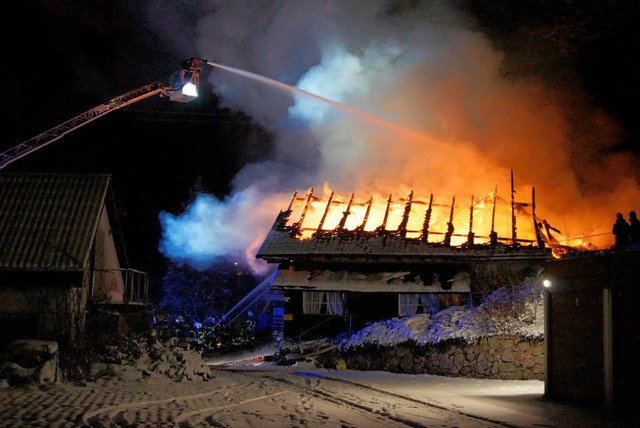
[257,227,553,265]
[0,172,111,271]
[256,207,553,266]
[256,190,556,265]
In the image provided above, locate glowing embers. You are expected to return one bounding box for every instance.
[283,186,545,248]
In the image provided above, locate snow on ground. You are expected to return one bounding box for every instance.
[1,277,634,427]
[201,349,620,427]
[3,359,612,428]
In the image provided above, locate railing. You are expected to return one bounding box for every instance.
[93,268,149,304]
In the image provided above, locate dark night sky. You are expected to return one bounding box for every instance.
[3,1,640,278]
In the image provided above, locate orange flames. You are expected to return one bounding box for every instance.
[284,184,559,250]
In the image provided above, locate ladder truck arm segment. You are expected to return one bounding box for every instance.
[0,58,206,170]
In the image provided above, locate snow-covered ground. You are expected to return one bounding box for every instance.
[200,347,620,427]
[1,277,635,427]
[2,355,619,427]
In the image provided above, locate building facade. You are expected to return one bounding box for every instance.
[0,173,148,349]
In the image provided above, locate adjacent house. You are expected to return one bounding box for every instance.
[0,172,148,350]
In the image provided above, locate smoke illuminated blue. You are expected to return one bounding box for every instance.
[158,187,273,273]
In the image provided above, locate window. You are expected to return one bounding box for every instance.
[303,291,346,315]
[398,293,440,316]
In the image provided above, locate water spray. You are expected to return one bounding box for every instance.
[214,266,279,329]
[201,59,444,148]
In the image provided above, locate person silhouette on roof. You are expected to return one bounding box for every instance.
[612,212,631,250]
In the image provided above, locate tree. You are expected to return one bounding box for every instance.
[159,259,259,325]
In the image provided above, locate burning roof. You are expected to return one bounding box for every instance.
[256,176,575,264]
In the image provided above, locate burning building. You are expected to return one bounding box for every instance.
[257,172,571,340]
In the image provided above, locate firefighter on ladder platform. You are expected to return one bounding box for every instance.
[177,58,202,84]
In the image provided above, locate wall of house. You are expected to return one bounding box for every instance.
[0,285,39,349]
[93,207,125,303]
[277,256,545,341]
[283,290,470,340]
[0,273,89,348]
[283,291,353,340]
[316,335,545,380]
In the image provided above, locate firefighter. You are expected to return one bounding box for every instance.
[272,329,283,354]
[612,212,630,249]
[174,315,187,338]
[245,311,256,343]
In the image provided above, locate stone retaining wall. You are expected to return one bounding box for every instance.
[317,335,544,380]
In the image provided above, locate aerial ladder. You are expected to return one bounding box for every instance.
[0,58,205,170]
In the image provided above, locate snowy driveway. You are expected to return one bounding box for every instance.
[0,361,629,427]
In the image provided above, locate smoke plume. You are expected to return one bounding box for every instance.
[159,0,640,270]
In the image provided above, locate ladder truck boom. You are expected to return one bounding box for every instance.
[0,57,204,170]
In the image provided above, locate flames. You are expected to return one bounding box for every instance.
[282,183,579,258]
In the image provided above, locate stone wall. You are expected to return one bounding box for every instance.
[317,335,544,380]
